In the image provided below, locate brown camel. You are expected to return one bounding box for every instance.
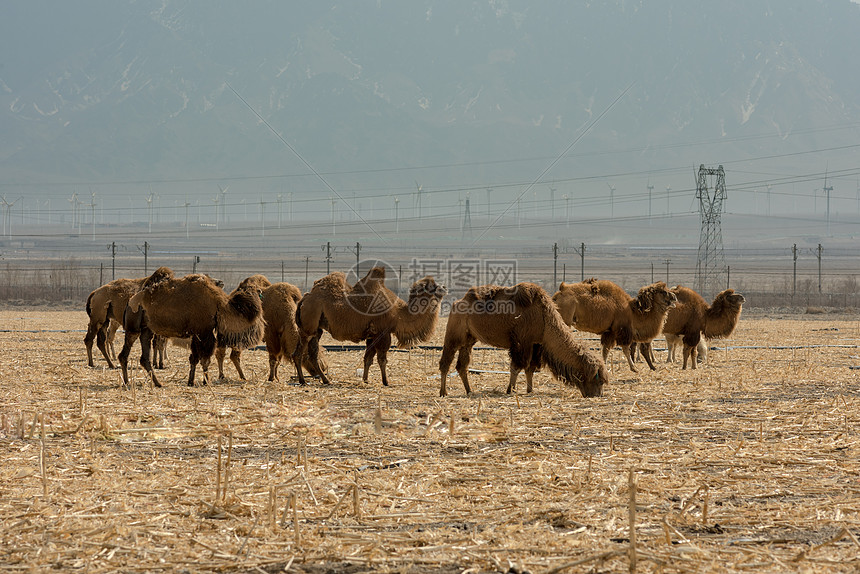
[211,275,327,381]
[552,279,677,372]
[293,266,446,386]
[439,282,607,398]
[657,286,746,369]
[85,276,147,367]
[128,267,265,386]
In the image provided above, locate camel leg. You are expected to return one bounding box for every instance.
[230,348,245,380]
[268,353,279,382]
[107,320,119,361]
[639,342,657,371]
[438,343,459,397]
[291,335,309,385]
[138,326,161,388]
[621,344,639,372]
[215,345,228,380]
[84,323,98,367]
[455,343,475,395]
[118,330,140,389]
[524,344,542,394]
[506,342,530,394]
[375,333,392,387]
[362,341,377,385]
[96,321,116,369]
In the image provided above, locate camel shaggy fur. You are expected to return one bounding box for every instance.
[128,267,264,386]
[85,277,148,367]
[552,279,677,372]
[658,286,745,369]
[293,266,446,386]
[439,283,607,397]
[211,275,327,382]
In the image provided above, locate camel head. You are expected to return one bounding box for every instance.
[634,281,677,314]
[409,275,448,302]
[713,289,746,310]
[551,283,577,324]
[578,362,608,398]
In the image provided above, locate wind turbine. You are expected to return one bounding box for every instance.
[183,196,191,239]
[89,190,97,241]
[68,191,79,232]
[414,181,423,219]
[218,185,229,225]
[1,196,21,238]
[606,182,616,219]
[146,189,155,233]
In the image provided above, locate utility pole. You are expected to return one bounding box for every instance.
[647,182,654,223]
[665,259,671,284]
[355,242,361,277]
[574,242,586,281]
[143,241,149,275]
[486,187,492,217]
[552,242,559,287]
[792,243,798,297]
[325,241,332,275]
[817,243,823,294]
[305,256,310,292]
[394,197,400,233]
[823,170,833,236]
[110,241,116,280]
[260,196,266,237]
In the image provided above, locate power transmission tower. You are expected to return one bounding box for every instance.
[462,196,472,239]
[695,164,727,297]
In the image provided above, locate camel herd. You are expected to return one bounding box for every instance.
[84,266,745,398]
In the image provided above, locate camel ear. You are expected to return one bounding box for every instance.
[559,281,566,290]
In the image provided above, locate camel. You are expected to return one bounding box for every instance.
[210,275,327,382]
[85,276,148,367]
[128,267,265,386]
[552,278,677,372]
[293,266,446,386]
[657,286,746,369]
[439,282,607,398]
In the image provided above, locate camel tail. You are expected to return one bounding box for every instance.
[540,297,607,398]
[86,291,94,317]
[217,289,265,349]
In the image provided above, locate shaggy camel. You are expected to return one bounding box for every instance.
[656,286,746,369]
[211,275,327,381]
[552,279,677,372]
[128,267,265,386]
[439,282,607,398]
[85,276,147,367]
[293,266,446,386]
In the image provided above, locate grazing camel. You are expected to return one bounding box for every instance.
[211,275,328,382]
[128,267,265,386]
[85,277,147,367]
[552,279,676,372]
[293,266,446,386]
[658,286,746,369]
[439,282,607,398]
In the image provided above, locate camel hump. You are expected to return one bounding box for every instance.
[511,282,543,307]
[144,266,174,288]
[238,274,272,292]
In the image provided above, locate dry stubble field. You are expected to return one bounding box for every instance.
[2,308,860,573]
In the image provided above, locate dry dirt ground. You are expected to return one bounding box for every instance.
[1,308,860,573]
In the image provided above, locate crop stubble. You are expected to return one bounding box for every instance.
[1,309,860,573]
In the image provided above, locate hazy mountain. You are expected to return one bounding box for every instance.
[1,0,859,219]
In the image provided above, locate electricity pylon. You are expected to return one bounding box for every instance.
[695,164,727,297]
